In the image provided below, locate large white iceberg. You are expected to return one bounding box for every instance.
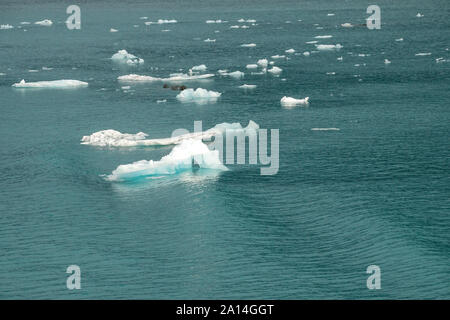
[106,139,228,181]
[111,50,144,65]
[12,79,88,88]
[82,121,259,147]
[176,88,221,104]
[280,96,310,106]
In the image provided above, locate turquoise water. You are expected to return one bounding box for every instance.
[0,0,449,299]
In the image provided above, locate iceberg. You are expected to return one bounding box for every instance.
[285,48,295,54]
[12,79,88,88]
[0,24,14,30]
[268,66,282,75]
[239,84,257,89]
[315,44,343,51]
[225,71,244,79]
[117,73,214,82]
[204,38,216,42]
[341,23,353,28]
[110,28,118,32]
[315,35,333,39]
[176,88,221,104]
[271,55,285,59]
[246,64,258,69]
[111,50,144,65]
[35,19,53,26]
[82,120,259,147]
[241,43,256,47]
[106,139,228,181]
[280,96,309,106]
[191,64,207,71]
[257,59,268,67]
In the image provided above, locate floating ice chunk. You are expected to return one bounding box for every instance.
[28,69,39,73]
[82,120,258,148]
[157,99,167,103]
[35,19,53,26]
[341,23,353,28]
[12,79,88,88]
[110,28,118,32]
[241,25,249,29]
[42,67,53,70]
[311,128,340,131]
[257,59,268,67]
[230,25,240,29]
[223,71,244,79]
[217,69,228,75]
[416,13,424,18]
[337,56,343,61]
[384,59,391,64]
[237,19,245,23]
[315,44,342,51]
[268,66,282,75]
[191,64,207,71]
[303,51,310,56]
[118,73,214,82]
[106,139,228,181]
[0,24,14,30]
[140,17,148,20]
[20,22,30,25]
[271,55,285,59]
[239,84,257,89]
[204,38,216,42]
[326,72,336,75]
[111,50,144,65]
[157,19,177,24]
[415,52,431,56]
[176,88,221,104]
[246,64,258,69]
[327,13,335,16]
[206,20,224,24]
[315,35,333,39]
[395,38,403,42]
[306,41,318,44]
[285,48,295,54]
[280,96,309,106]
[241,43,256,47]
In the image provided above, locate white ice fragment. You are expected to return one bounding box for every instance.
[280,96,309,107]
[12,79,88,88]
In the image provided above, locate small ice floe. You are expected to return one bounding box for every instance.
[0,73,6,76]
[0,24,14,30]
[111,50,144,65]
[241,43,256,47]
[118,73,214,82]
[239,84,257,89]
[140,17,148,20]
[415,52,431,56]
[191,64,207,72]
[326,72,336,75]
[224,71,244,79]
[268,66,282,75]
[384,59,391,64]
[206,20,224,24]
[315,44,343,51]
[204,38,216,42]
[28,69,39,73]
[280,96,309,107]
[395,38,404,42]
[315,35,333,39]
[306,40,318,44]
[110,28,118,32]
[176,88,221,104]
[337,56,343,61]
[42,67,53,71]
[311,128,340,131]
[230,25,240,29]
[341,22,353,28]
[35,19,53,26]
[303,51,310,56]
[145,19,177,25]
[20,22,30,25]
[161,29,171,32]
[327,13,335,16]
[271,55,285,59]
[435,57,447,63]
[416,13,424,18]
[157,99,167,103]
[246,64,258,69]
[257,59,268,67]
[121,86,131,90]
[285,48,295,54]
[12,79,88,88]
[217,69,228,75]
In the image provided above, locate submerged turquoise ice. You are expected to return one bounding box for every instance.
[0,0,449,299]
